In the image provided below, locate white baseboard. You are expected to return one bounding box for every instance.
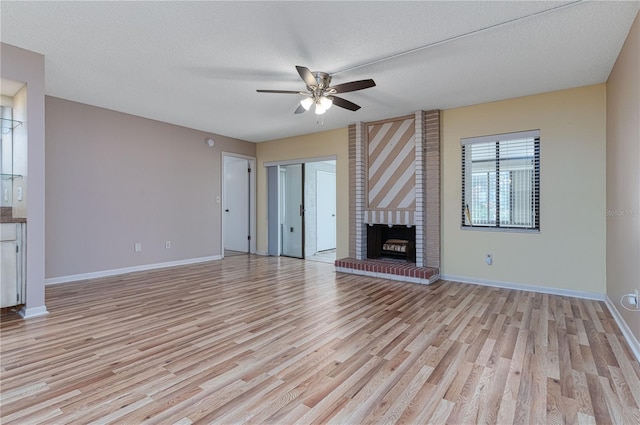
[605,296,640,363]
[440,274,605,301]
[18,305,49,318]
[255,250,268,256]
[45,256,222,285]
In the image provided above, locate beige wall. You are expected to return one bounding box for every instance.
[606,12,640,340]
[45,96,255,279]
[1,43,47,316]
[442,85,607,294]
[256,128,349,258]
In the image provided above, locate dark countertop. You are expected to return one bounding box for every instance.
[0,207,26,223]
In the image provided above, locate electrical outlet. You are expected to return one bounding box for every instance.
[134,242,142,252]
[165,241,171,249]
[485,253,493,266]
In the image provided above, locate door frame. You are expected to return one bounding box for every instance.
[264,155,337,258]
[221,152,257,257]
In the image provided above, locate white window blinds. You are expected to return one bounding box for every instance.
[461,130,540,230]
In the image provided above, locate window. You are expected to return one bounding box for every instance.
[461,130,540,231]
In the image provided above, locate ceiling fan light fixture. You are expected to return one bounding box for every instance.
[319,96,333,110]
[314,96,333,114]
[300,97,313,111]
[257,66,374,115]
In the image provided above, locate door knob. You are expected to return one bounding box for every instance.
[225,209,229,212]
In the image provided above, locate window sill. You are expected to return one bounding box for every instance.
[460,226,540,234]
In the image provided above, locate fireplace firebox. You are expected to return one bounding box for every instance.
[367,224,416,262]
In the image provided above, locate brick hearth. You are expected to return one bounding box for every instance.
[335,257,439,285]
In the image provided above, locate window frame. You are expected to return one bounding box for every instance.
[461,130,540,233]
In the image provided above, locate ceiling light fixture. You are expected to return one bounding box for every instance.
[320,96,333,111]
[300,97,313,111]
[258,66,374,116]
[314,96,333,115]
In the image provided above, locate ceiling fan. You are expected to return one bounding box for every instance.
[257,66,376,115]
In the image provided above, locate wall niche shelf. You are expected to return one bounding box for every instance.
[1,174,24,180]
[1,107,25,209]
[1,117,22,135]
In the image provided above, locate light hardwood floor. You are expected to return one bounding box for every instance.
[1,255,639,424]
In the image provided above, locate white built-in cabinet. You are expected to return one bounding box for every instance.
[1,223,25,308]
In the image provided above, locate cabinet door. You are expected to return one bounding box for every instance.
[1,240,18,308]
[1,223,19,308]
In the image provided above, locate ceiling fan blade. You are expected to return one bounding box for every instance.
[294,104,307,114]
[256,89,304,94]
[329,96,361,111]
[296,66,318,88]
[329,79,376,94]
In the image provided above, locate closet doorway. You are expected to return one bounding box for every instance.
[266,157,336,263]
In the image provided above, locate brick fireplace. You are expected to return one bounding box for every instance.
[335,110,440,285]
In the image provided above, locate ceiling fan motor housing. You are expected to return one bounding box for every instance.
[310,72,337,101]
[311,72,332,90]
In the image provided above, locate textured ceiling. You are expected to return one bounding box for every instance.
[1,1,638,142]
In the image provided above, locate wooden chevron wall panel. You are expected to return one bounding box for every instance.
[367,116,416,210]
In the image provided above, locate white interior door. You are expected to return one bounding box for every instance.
[223,156,249,253]
[316,170,336,251]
